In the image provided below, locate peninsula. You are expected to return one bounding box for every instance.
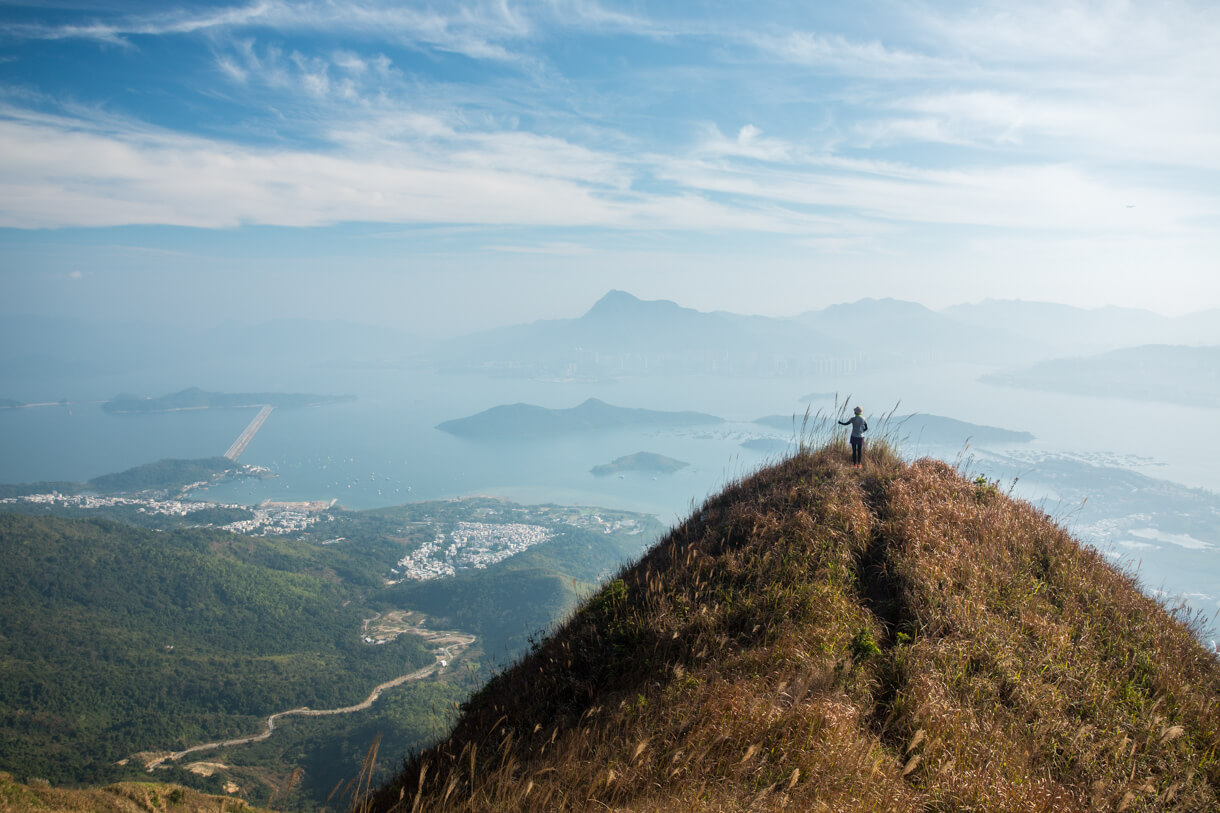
[102,387,355,413]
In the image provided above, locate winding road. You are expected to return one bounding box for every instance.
[139,621,475,771]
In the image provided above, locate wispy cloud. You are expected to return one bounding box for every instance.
[2,0,1218,245]
[482,241,592,255]
[6,1,535,62]
[751,30,968,80]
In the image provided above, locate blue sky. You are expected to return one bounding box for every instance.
[2,0,1218,331]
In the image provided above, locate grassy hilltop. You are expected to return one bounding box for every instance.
[367,442,1220,812]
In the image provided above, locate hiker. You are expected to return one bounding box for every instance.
[839,406,868,467]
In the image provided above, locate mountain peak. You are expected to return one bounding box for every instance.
[370,446,1220,811]
[582,290,683,320]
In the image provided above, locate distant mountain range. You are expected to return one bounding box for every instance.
[5,292,1218,390]
[437,398,722,438]
[422,291,1220,379]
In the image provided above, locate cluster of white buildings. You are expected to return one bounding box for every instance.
[0,491,200,517]
[0,492,330,536]
[225,499,336,536]
[393,521,554,581]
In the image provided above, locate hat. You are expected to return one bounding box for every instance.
[853,406,863,414]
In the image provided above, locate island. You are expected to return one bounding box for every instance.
[437,398,723,438]
[102,387,355,413]
[0,398,23,409]
[590,452,690,477]
[753,414,806,432]
[981,345,1220,408]
[889,414,1034,446]
[740,438,790,455]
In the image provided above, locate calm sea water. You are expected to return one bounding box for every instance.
[2,366,1217,514]
[3,364,1218,625]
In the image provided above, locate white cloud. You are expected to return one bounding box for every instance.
[694,124,795,163]
[754,30,966,79]
[0,107,829,233]
[483,241,592,255]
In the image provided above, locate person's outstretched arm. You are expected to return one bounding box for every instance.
[838,419,851,426]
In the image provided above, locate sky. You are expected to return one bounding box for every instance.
[1,0,1218,333]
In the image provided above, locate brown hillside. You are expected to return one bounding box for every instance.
[0,772,268,813]
[367,445,1220,812]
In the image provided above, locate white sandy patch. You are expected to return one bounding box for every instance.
[1129,528,1214,550]
[1115,539,1159,551]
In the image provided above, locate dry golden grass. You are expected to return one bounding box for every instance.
[364,440,1220,813]
[0,771,267,812]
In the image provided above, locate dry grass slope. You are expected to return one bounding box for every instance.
[365,442,1220,812]
[0,772,267,813]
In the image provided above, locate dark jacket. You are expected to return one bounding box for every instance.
[839,415,868,439]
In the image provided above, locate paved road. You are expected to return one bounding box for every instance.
[140,624,475,770]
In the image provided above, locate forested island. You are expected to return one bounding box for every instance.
[438,398,722,438]
[102,387,355,413]
[590,452,689,476]
[0,457,254,499]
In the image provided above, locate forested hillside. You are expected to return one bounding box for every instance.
[0,514,432,787]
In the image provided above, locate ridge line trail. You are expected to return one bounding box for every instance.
[139,618,474,770]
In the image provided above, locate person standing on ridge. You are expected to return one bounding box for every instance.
[839,406,868,468]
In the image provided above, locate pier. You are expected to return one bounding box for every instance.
[225,405,273,461]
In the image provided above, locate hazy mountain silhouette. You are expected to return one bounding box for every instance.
[983,344,1220,408]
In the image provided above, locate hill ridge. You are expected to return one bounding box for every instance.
[369,445,1220,812]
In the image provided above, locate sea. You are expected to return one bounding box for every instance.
[2,363,1218,625]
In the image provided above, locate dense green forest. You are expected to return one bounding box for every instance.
[0,494,662,808]
[176,678,472,810]
[0,514,431,786]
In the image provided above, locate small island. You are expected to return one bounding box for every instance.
[591,452,689,477]
[740,438,790,455]
[0,398,23,409]
[102,387,355,413]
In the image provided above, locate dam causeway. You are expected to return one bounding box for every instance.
[224,405,273,461]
